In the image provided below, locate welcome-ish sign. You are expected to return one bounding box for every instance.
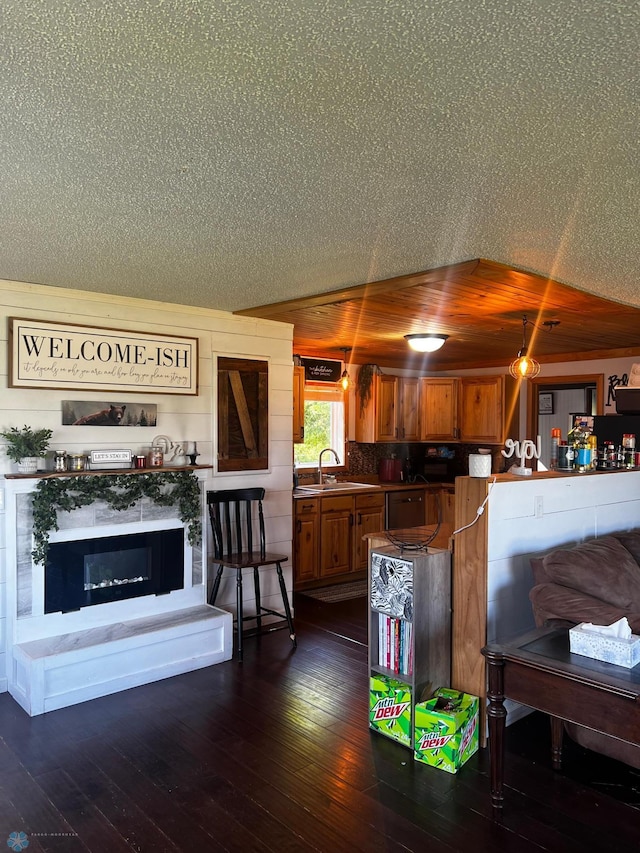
[9,318,198,395]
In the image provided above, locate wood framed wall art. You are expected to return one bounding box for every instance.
[9,318,198,395]
[217,357,268,471]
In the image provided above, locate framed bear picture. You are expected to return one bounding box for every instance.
[62,400,157,427]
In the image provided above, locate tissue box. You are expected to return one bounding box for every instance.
[569,623,640,668]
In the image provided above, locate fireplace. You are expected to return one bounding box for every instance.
[45,528,184,613]
[4,471,232,716]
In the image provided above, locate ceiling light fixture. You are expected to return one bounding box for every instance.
[404,333,449,353]
[509,315,541,380]
[338,347,352,391]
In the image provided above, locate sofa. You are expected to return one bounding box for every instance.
[529,530,640,768]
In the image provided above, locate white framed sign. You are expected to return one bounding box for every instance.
[9,318,198,395]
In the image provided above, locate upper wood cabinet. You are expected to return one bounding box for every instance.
[420,378,459,441]
[355,370,518,446]
[399,377,420,441]
[293,365,305,444]
[457,375,519,444]
[376,374,399,441]
[355,372,420,442]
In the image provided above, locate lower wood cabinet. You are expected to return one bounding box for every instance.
[353,491,386,572]
[320,494,353,577]
[294,489,385,587]
[426,486,456,527]
[294,496,319,584]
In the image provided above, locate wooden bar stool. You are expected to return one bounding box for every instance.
[207,487,296,662]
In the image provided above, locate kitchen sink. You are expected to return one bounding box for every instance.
[297,482,380,492]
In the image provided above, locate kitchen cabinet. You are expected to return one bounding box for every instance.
[356,373,420,443]
[458,375,518,444]
[399,377,420,440]
[376,374,399,441]
[320,494,353,577]
[320,491,386,578]
[356,372,517,446]
[293,495,319,583]
[294,488,385,586]
[420,377,458,441]
[293,365,305,444]
[353,491,386,572]
[427,487,455,527]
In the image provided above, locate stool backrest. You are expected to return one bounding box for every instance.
[207,487,266,560]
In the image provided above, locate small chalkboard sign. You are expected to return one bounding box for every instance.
[301,357,341,383]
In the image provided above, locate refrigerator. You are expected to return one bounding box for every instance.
[592,415,640,446]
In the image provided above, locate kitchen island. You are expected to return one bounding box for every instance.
[453,468,640,738]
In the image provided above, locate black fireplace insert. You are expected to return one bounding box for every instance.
[45,527,184,613]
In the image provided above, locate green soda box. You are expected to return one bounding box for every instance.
[413,687,479,773]
[369,674,412,747]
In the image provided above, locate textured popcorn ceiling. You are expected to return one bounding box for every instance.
[0,1,637,313]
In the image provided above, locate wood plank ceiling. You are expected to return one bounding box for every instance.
[236,259,640,372]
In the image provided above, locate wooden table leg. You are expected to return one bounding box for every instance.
[484,650,507,822]
[550,715,564,770]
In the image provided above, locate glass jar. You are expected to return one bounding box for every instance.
[67,454,86,471]
[148,446,164,467]
[54,450,67,472]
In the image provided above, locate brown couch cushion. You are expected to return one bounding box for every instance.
[540,536,640,611]
[530,556,552,585]
[529,581,640,633]
[612,530,640,565]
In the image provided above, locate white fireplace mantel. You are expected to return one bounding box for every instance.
[3,468,232,715]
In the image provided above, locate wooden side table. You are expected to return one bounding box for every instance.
[482,626,640,821]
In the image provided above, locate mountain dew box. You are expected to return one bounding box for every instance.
[369,674,412,747]
[414,687,479,773]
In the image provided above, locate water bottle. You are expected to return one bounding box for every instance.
[550,428,561,470]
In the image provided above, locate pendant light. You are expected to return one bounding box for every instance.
[338,347,352,391]
[509,315,541,380]
[404,333,449,353]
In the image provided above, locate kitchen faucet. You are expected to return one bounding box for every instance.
[318,447,340,483]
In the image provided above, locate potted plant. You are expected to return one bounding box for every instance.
[0,425,53,473]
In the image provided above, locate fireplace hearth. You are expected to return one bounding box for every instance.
[45,528,184,613]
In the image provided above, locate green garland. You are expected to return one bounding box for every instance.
[32,471,202,565]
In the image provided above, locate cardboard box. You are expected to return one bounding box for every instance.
[569,623,640,668]
[369,674,412,747]
[414,687,479,773]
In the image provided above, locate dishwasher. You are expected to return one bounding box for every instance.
[385,489,425,529]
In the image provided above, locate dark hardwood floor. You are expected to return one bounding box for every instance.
[1,593,639,851]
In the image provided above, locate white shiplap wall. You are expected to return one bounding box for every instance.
[485,470,640,646]
[0,279,295,692]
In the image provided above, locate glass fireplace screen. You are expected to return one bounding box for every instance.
[45,527,184,613]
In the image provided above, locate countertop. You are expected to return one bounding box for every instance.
[293,479,454,498]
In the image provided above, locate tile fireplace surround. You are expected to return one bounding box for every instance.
[3,470,232,715]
